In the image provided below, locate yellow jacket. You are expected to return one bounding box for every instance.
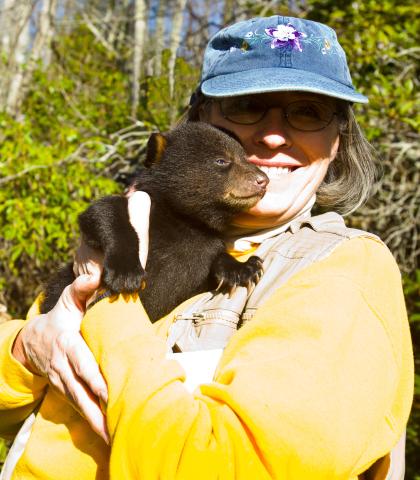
[0,237,413,479]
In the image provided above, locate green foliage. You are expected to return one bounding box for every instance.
[0,438,9,470]
[140,50,199,130]
[24,25,132,144]
[404,270,420,478]
[304,0,419,141]
[0,113,120,315]
[405,271,420,326]
[0,26,166,316]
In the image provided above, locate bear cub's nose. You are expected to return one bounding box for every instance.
[255,172,269,191]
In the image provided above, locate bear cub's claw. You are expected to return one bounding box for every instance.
[212,253,264,295]
[103,252,146,294]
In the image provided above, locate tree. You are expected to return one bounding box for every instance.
[0,0,33,115]
[0,0,58,116]
[132,0,148,117]
[168,0,187,123]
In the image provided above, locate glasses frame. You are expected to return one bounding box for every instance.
[216,97,339,132]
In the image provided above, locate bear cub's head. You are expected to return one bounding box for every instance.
[134,122,269,232]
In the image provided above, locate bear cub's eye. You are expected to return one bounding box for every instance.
[215,158,231,167]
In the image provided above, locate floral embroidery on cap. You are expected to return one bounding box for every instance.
[304,36,337,55]
[227,23,338,57]
[321,38,331,54]
[265,23,307,51]
[229,40,249,53]
[231,23,307,54]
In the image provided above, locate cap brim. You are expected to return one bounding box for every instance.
[201,67,368,104]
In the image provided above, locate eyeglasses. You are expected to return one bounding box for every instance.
[217,97,338,132]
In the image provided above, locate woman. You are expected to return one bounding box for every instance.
[1,15,413,479]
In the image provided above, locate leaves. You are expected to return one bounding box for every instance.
[0,438,10,470]
[0,112,122,314]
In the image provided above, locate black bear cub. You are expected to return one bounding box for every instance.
[40,122,268,322]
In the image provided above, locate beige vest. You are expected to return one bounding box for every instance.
[167,211,378,351]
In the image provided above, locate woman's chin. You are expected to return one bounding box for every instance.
[233,188,316,228]
[248,191,295,217]
[233,195,295,227]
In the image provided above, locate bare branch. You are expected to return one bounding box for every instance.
[0,122,154,187]
[82,11,119,56]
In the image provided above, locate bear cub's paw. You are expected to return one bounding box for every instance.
[103,252,146,294]
[212,253,263,294]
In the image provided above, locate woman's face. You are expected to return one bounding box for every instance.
[201,92,340,228]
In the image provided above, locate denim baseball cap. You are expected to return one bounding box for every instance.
[198,15,368,103]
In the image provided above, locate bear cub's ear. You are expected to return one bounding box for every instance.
[144,132,168,168]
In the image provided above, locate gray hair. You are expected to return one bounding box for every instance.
[182,94,378,215]
[317,102,378,215]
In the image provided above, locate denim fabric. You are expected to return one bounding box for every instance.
[199,16,368,103]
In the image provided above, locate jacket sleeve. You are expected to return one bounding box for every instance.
[80,237,414,479]
[0,320,48,438]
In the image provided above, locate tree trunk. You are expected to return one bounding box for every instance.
[236,0,250,21]
[153,0,166,77]
[0,0,58,116]
[168,0,186,124]
[114,0,131,53]
[0,0,33,115]
[131,0,148,118]
[223,0,236,25]
[29,0,58,67]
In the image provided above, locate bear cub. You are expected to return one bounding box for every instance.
[40,122,268,322]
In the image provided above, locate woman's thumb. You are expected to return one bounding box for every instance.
[58,270,101,315]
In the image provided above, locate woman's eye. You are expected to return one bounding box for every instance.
[289,101,335,121]
[291,104,321,118]
[224,98,265,114]
[237,98,265,113]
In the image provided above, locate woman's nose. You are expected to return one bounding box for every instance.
[254,108,291,149]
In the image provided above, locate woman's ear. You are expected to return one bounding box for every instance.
[144,133,167,168]
[197,99,213,122]
[329,135,340,163]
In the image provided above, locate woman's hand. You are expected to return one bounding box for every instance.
[12,271,110,443]
[12,190,152,444]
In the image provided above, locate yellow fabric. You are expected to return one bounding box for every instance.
[0,237,413,479]
[0,321,47,438]
[25,294,43,321]
[225,243,258,259]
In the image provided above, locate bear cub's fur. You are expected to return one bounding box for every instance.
[40,122,268,322]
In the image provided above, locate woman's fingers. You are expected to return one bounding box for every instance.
[67,334,108,403]
[73,239,104,278]
[48,354,109,444]
[127,190,151,269]
[68,264,102,310]
[49,275,109,442]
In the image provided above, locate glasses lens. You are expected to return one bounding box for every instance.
[219,97,266,125]
[286,101,335,131]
